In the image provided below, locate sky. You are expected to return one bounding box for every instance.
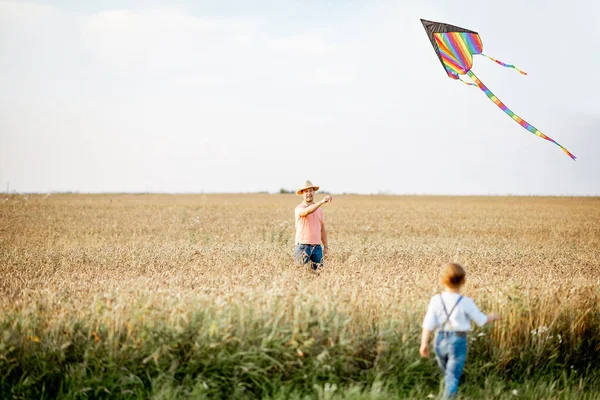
[0,0,599,195]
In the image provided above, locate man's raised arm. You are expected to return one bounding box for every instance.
[298,196,332,217]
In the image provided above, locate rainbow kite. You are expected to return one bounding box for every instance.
[421,19,576,160]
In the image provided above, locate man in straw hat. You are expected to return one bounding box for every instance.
[294,180,332,270]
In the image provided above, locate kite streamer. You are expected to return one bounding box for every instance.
[466,70,576,160]
[481,53,528,75]
[421,19,575,159]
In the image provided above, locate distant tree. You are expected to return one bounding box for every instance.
[279,188,293,194]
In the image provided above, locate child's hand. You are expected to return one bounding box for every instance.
[487,313,501,323]
[419,343,429,358]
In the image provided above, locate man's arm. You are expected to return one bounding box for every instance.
[298,196,332,217]
[321,223,328,256]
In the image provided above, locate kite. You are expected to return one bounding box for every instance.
[420,19,576,160]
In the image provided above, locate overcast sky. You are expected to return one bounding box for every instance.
[1,0,598,195]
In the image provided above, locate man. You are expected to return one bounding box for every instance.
[294,180,332,270]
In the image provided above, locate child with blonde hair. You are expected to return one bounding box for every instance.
[420,263,501,398]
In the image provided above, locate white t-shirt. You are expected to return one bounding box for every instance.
[422,292,488,332]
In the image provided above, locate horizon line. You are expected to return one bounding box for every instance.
[3,191,599,198]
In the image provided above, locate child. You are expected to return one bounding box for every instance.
[420,263,501,399]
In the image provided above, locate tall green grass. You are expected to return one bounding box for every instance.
[2,287,599,399]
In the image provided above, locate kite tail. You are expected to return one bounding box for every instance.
[480,53,527,75]
[466,70,576,160]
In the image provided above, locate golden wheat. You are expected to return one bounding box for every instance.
[1,194,599,355]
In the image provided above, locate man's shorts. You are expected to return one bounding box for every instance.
[294,244,323,270]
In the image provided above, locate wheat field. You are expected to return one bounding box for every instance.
[1,194,599,399]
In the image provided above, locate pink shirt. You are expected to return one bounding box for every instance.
[294,203,324,245]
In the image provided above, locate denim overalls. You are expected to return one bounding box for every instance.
[435,295,467,399]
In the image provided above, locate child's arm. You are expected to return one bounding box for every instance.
[466,298,502,327]
[485,313,501,324]
[420,297,437,357]
[420,328,433,357]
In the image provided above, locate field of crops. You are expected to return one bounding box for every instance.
[1,194,599,399]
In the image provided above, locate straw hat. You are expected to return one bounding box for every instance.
[296,180,320,195]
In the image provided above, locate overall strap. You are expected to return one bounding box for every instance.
[439,294,463,330]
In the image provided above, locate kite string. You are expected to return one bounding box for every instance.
[449,71,478,87]
[458,77,478,87]
[480,53,528,75]
[466,70,576,160]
